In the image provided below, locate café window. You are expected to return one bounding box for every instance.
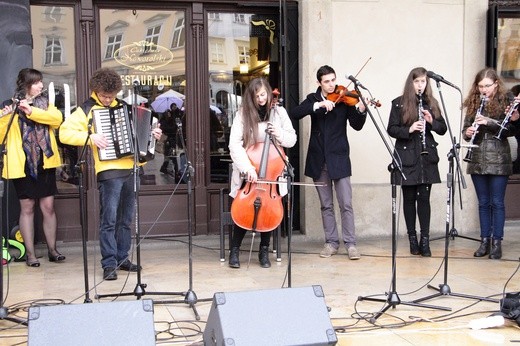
[31,5,77,191]
[99,8,186,187]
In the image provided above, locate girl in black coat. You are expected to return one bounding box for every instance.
[387,67,447,256]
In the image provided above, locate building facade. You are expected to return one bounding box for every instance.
[0,0,519,243]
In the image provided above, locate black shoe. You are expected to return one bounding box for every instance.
[160,165,168,174]
[474,237,491,257]
[258,245,271,268]
[118,260,141,272]
[48,252,66,262]
[229,247,240,268]
[103,267,117,280]
[489,238,502,259]
[419,236,431,257]
[408,233,420,255]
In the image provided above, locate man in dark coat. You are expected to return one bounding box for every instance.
[291,65,367,260]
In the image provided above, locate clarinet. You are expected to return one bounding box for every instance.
[463,95,488,163]
[418,91,428,155]
[494,98,520,140]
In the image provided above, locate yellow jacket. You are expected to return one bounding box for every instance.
[0,104,62,179]
[59,93,140,174]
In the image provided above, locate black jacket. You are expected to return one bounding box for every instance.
[290,87,366,180]
[387,96,447,185]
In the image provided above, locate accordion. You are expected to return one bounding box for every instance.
[92,104,157,161]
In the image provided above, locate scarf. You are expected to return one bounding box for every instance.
[19,95,53,179]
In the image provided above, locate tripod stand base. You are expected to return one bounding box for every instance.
[153,290,213,321]
[358,291,451,323]
[0,306,27,325]
[412,283,499,304]
[430,227,480,242]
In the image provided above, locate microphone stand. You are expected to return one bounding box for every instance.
[412,81,498,304]
[354,85,450,322]
[75,120,93,303]
[96,83,147,300]
[266,130,295,287]
[151,118,212,320]
[0,96,28,325]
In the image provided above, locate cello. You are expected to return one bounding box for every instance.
[230,90,286,232]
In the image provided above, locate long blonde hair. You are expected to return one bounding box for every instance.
[240,77,273,148]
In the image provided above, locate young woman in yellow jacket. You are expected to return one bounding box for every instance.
[0,68,65,267]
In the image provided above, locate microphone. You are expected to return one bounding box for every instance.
[347,75,367,90]
[426,71,460,90]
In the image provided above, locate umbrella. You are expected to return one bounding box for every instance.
[123,93,148,105]
[159,89,185,100]
[210,105,222,114]
[151,95,183,113]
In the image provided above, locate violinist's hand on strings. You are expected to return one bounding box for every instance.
[355,100,367,113]
[266,122,281,141]
[245,168,258,183]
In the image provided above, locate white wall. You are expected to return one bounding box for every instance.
[297,0,488,241]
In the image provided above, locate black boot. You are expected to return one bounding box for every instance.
[160,162,169,174]
[408,232,420,255]
[258,245,271,268]
[489,238,502,260]
[419,236,431,257]
[474,237,490,257]
[229,247,240,268]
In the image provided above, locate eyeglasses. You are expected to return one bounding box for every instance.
[478,82,496,90]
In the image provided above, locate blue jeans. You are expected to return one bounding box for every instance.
[98,174,136,269]
[471,174,508,240]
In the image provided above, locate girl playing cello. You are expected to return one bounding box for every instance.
[228,77,297,268]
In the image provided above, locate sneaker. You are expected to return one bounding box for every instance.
[103,267,117,280]
[347,246,361,260]
[118,259,141,272]
[319,243,338,258]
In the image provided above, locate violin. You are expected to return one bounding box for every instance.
[327,85,381,108]
[230,89,285,232]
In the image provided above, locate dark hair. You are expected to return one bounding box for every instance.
[511,84,520,97]
[16,68,43,97]
[316,65,335,82]
[89,67,122,93]
[241,77,273,147]
[401,67,441,125]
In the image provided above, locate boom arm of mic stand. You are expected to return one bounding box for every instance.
[354,86,406,181]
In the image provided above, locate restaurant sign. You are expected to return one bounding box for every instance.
[115,41,173,72]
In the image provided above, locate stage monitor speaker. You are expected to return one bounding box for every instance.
[203,285,337,346]
[28,299,155,346]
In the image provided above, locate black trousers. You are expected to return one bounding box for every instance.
[231,225,271,248]
[401,184,432,236]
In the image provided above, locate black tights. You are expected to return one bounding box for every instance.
[402,184,431,237]
[231,225,271,248]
